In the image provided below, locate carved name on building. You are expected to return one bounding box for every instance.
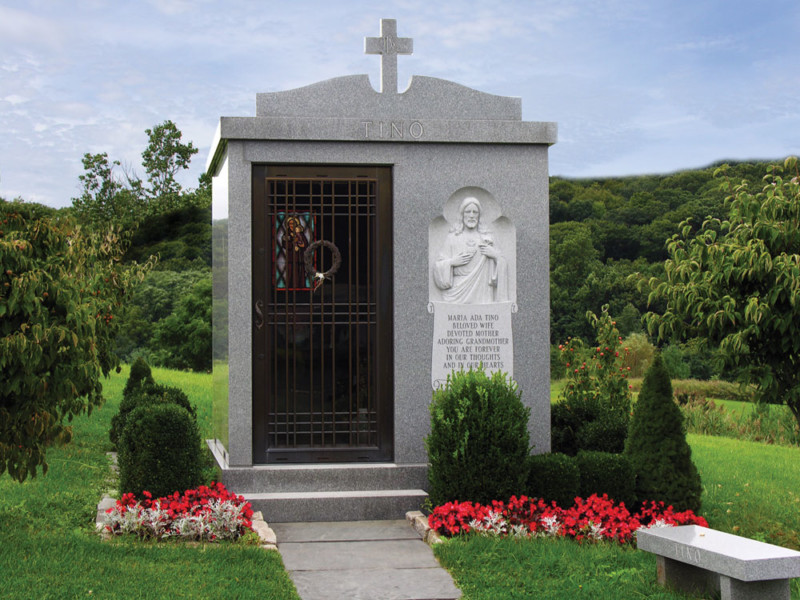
[361,120,424,139]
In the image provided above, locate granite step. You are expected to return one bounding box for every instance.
[243,489,428,523]
[221,462,428,493]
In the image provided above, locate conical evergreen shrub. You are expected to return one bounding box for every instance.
[625,353,702,512]
[123,357,155,398]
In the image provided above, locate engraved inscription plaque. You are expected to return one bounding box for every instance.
[431,301,514,389]
[429,188,517,389]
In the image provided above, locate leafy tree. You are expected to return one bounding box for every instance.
[549,178,580,205]
[620,332,655,378]
[72,121,201,229]
[550,222,602,341]
[142,120,198,212]
[114,270,210,366]
[625,354,702,512]
[660,169,715,195]
[661,344,691,379]
[151,276,212,372]
[124,204,211,271]
[609,191,668,226]
[615,302,643,337]
[0,199,152,481]
[71,152,145,230]
[638,218,676,262]
[640,157,800,425]
[593,221,641,261]
[575,183,624,213]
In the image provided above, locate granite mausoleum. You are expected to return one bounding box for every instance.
[207,19,556,521]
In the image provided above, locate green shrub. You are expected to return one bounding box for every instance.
[118,403,201,498]
[526,453,580,508]
[122,357,155,398]
[551,392,630,456]
[575,409,629,454]
[109,383,196,449]
[576,451,636,508]
[625,354,702,512]
[550,401,581,457]
[426,369,530,506]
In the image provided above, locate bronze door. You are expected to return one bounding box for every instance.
[252,165,393,463]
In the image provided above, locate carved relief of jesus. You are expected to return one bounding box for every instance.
[432,197,508,304]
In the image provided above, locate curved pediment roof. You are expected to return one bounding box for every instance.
[256,74,522,121]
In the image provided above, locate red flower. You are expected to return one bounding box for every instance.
[428,493,706,545]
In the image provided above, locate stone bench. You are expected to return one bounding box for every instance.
[637,525,800,600]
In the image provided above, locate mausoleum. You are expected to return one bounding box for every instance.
[207,19,556,521]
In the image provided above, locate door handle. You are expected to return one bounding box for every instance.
[254,299,265,330]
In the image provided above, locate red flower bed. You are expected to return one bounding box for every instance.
[429,494,707,545]
[105,482,254,541]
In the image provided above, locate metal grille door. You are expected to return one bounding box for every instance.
[252,166,393,463]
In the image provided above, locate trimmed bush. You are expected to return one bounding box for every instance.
[575,409,629,454]
[576,450,636,508]
[551,398,588,457]
[526,453,580,508]
[551,395,629,456]
[426,369,531,506]
[118,403,202,498]
[109,383,196,449]
[122,357,156,398]
[625,354,702,513]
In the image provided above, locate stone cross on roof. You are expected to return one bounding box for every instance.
[364,18,413,94]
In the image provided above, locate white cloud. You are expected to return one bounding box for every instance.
[0,6,64,48]
[3,95,28,105]
[672,36,736,52]
[145,0,202,15]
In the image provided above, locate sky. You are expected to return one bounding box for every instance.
[1,0,798,209]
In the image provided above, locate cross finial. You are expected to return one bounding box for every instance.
[365,18,413,94]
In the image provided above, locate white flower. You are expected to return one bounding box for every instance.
[586,520,605,541]
[645,518,670,529]
[539,515,562,537]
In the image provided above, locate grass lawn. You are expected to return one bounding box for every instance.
[0,365,300,600]
[435,535,689,599]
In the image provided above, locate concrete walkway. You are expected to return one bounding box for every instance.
[272,520,462,600]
